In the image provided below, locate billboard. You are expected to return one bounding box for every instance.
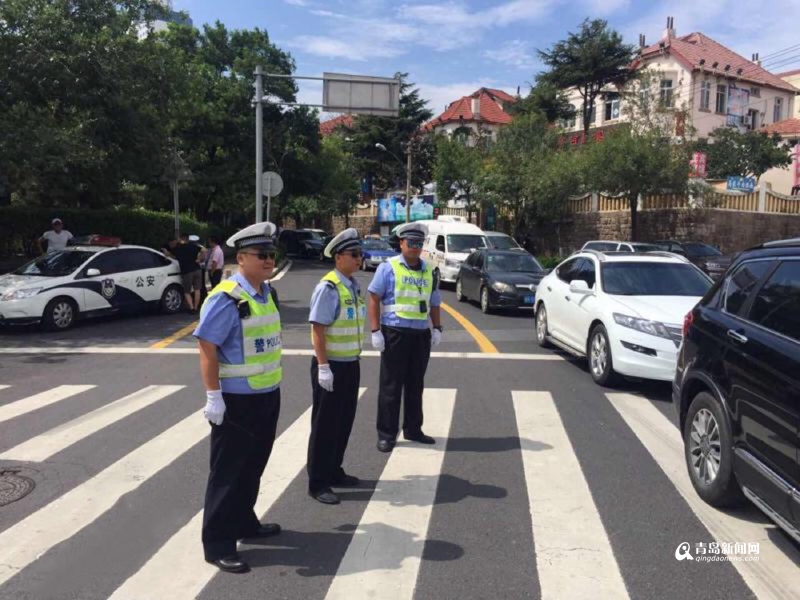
[726,87,750,127]
[377,194,436,223]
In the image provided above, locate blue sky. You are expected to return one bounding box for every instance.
[173,0,800,118]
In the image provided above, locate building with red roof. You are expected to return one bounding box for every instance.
[319,114,354,137]
[425,88,517,144]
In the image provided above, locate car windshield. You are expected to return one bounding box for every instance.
[447,234,487,253]
[584,242,620,251]
[631,243,661,252]
[602,262,712,296]
[487,234,521,250]
[297,231,322,241]
[485,253,542,273]
[684,242,722,257]
[13,250,96,277]
[362,240,392,250]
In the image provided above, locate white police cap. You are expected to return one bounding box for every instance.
[324,227,361,258]
[394,222,427,241]
[226,222,277,250]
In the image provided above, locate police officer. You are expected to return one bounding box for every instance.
[194,222,283,574]
[307,228,365,505]
[368,222,442,453]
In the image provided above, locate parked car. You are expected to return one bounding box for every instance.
[360,238,399,271]
[0,240,183,331]
[278,229,325,258]
[582,240,662,253]
[485,231,524,251]
[535,249,712,385]
[456,249,545,313]
[654,240,735,280]
[674,237,800,543]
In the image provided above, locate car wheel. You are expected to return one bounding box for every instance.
[684,392,745,507]
[588,324,618,386]
[535,303,551,348]
[480,287,492,314]
[160,284,183,314]
[42,297,77,331]
[455,278,466,302]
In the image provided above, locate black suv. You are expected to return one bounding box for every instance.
[277,229,325,258]
[673,238,800,544]
[655,240,735,280]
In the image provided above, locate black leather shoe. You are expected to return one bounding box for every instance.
[331,473,360,487]
[404,432,435,444]
[207,554,250,574]
[241,523,281,539]
[377,440,395,453]
[309,488,340,505]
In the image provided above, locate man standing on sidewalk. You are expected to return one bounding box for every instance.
[206,236,225,288]
[174,233,202,313]
[306,228,365,505]
[368,222,442,453]
[194,222,282,574]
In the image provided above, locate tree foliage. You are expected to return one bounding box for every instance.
[433,134,486,219]
[696,128,792,180]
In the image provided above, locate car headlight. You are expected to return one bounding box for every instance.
[444,258,460,268]
[491,281,515,294]
[613,313,670,339]
[1,287,43,302]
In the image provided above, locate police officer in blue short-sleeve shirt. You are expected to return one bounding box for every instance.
[306,228,365,505]
[368,222,443,453]
[194,222,283,574]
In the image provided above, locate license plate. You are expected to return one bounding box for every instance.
[524,295,535,304]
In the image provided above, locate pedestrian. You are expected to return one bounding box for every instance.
[193,222,283,574]
[36,218,73,254]
[307,228,365,505]
[206,236,225,288]
[174,233,202,313]
[367,222,443,453]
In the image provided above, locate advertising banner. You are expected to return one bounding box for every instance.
[377,194,436,222]
[726,87,750,127]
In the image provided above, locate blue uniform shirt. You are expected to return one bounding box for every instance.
[193,271,279,394]
[367,256,441,330]
[308,268,362,362]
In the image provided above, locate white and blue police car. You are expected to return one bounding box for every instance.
[0,237,184,331]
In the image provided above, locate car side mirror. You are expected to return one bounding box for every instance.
[86,268,101,277]
[569,280,592,295]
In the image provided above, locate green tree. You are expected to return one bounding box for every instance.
[696,128,792,180]
[433,133,486,221]
[538,19,636,138]
[317,135,360,225]
[511,81,576,124]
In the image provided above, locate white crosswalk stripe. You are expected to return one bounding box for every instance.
[0,384,95,424]
[0,385,184,462]
[0,385,10,392]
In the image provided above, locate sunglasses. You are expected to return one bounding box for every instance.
[405,241,423,249]
[245,250,277,261]
[339,250,362,258]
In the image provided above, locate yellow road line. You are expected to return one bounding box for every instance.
[440,302,499,353]
[150,320,199,349]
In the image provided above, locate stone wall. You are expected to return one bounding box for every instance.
[530,208,800,255]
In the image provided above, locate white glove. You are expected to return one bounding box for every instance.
[371,330,385,352]
[432,328,442,347]
[318,363,334,392]
[203,390,226,425]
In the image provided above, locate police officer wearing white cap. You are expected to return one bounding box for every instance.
[306,228,365,505]
[193,222,283,574]
[367,222,443,453]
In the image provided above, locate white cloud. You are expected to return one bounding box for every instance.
[290,35,407,61]
[579,0,630,16]
[484,40,541,71]
[283,0,308,5]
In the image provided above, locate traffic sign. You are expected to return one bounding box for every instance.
[262,171,283,197]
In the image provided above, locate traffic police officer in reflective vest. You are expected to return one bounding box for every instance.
[368,222,443,453]
[307,228,365,505]
[194,222,282,574]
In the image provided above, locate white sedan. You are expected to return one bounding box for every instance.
[534,251,713,385]
[0,242,184,331]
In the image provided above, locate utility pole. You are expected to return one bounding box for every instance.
[255,65,264,222]
[405,147,413,223]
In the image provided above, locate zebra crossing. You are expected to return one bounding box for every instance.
[0,381,797,600]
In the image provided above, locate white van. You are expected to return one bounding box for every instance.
[419,217,488,283]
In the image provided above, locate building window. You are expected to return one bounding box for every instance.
[700,81,711,110]
[561,105,577,129]
[715,84,727,114]
[750,87,761,98]
[747,109,759,130]
[659,79,674,108]
[774,97,784,123]
[604,94,620,121]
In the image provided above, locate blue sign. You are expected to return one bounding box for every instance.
[727,176,756,192]
[377,194,435,223]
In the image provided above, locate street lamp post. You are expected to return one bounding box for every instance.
[375,142,412,223]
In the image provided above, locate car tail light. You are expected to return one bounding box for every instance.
[682,310,694,339]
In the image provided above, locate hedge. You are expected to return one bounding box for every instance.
[0,206,228,257]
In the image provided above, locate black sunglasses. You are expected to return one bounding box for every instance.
[339,249,362,258]
[245,250,277,260]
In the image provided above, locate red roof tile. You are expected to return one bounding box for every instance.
[319,114,354,136]
[761,118,800,137]
[426,88,516,129]
[638,32,798,93]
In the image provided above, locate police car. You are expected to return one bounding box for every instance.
[0,237,184,331]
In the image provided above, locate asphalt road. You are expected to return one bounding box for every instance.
[0,258,798,600]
